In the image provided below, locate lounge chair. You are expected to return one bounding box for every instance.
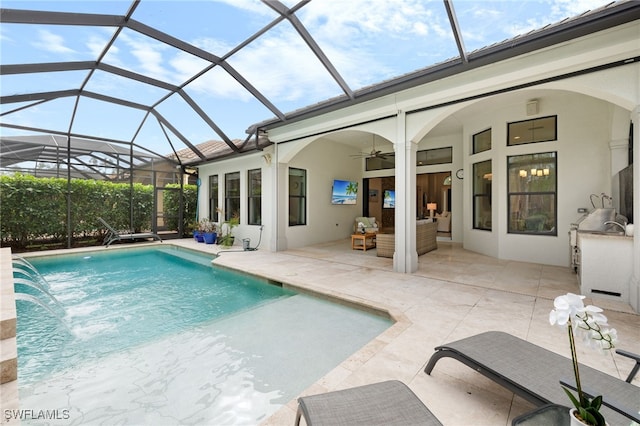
[98,217,162,247]
[295,380,442,425]
[424,331,640,425]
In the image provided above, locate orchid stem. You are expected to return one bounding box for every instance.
[567,320,585,405]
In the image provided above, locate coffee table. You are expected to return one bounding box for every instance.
[351,233,376,251]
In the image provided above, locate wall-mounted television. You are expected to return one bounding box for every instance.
[383,190,395,208]
[331,179,358,205]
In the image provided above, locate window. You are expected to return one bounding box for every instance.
[289,168,306,226]
[473,129,491,154]
[366,153,395,171]
[507,152,557,235]
[507,116,557,146]
[224,172,240,222]
[473,160,492,230]
[417,147,452,166]
[248,169,261,225]
[209,175,219,222]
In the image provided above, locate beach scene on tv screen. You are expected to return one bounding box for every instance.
[383,190,395,208]
[332,179,357,205]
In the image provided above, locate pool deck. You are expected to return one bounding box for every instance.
[170,238,640,426]
[2,239,639,425]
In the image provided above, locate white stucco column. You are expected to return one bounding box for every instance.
[271,159,289,251]
[630,106,639,312]
[393,110,418,273]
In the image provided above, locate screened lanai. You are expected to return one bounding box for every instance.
[1,0,637,249]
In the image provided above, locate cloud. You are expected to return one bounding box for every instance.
[224,26,340,102]
[550,0,610,18]
[86,29,119,60]
[32,29,76,55]
[0,26,14,43]
[300,0,444,44]
[456,0,611,49]
[209,0,269,16]
[261,0,453,88]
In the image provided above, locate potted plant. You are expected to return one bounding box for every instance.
[549,293,617,426]
[198,218,217,244]
[195,221,205,243]
[190,220,201,241]
[216,210,239,247]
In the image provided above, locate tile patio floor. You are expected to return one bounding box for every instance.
[169,238,640,426]
[3,239,638,425]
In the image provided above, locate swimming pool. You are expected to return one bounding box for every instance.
[15,246,392,425]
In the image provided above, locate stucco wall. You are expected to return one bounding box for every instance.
[285,139,363,249]
[460,90,624,266]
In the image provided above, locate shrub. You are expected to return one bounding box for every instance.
[0,175,192,250]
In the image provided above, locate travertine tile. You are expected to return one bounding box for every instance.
[5,238,638,426]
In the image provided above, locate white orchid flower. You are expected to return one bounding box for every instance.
[549,293,618,423]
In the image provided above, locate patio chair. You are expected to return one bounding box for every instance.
[295,380,442,425]
[424,331,640,425]
[98,217,162,247]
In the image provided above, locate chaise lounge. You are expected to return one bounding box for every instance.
[424,331,640,424]
[295,380,442,425]
[98,217,162,247]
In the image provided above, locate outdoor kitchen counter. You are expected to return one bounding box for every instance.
[577,231,633,304]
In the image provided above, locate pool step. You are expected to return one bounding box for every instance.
[1,337,18,383]
[1,247,18,384]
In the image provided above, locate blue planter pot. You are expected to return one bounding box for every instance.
[204,232,217,244]
[196,233,205,243]
[193,230,200,241]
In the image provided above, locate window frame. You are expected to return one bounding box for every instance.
[289,167,307,226]
[417,147,453,166]
[472,160,492,231]
[224,171,240,222]
[247,168,262,226]
[507,152,558,236]
[209,174,219,222]
[472,128,492,154]
[507,115,557,146]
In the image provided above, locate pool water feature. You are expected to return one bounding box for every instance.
[15,246,392,425]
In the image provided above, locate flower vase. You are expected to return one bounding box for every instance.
[204,232,217,244]
[570,409,584,426]
[569,409,609,426]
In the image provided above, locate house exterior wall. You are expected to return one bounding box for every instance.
[197,154,271,250]
[196,19,639,309]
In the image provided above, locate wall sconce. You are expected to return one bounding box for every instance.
[531,168,537,175]
[543,168,550,175]
[262,153,272,165]
[519,170,527,178]
[427,203,437,219]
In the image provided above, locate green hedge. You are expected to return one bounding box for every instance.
[0,175,196,249]
[163,183,198,236]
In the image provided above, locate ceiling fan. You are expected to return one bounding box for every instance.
[350,135,389,160]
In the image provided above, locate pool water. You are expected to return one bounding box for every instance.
[17,247,294,385]
[15,246,392,425]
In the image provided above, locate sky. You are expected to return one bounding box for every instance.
[0,0,616,158]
